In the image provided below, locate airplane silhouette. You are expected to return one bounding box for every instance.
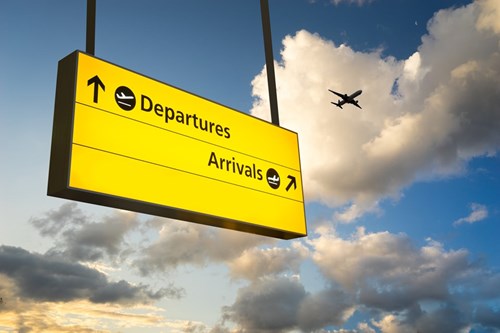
[329,89,362,109]
[116,91,135,108]
[267,175,279,186]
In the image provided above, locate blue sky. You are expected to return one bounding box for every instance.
[1,0,500,332]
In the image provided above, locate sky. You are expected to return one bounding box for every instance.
[1,0,500,332]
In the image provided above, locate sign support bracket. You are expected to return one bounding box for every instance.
[260,0,280,126]
[86,0,96,55]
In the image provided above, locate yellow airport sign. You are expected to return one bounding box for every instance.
[48,51,306,239]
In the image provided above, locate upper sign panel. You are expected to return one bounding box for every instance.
[48,51,306,239]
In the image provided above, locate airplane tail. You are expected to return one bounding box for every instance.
[331,101,343,109]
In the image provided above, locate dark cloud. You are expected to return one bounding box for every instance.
[0,245,183,305]
[298,289,354,331]
[223,277,306,332]
[475,305,500,330]
[222,277,355,333]
[30,202,88,237]
[370,302,470,333]
[55,212,139,262]
[410,303,469,333]
[31,203,139,262]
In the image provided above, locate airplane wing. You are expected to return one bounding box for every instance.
[328,89,347,99]
[352,101,362,109]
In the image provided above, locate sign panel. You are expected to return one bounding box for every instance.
[48,51,306,239]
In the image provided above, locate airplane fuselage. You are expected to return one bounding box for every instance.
[349,90,362,100]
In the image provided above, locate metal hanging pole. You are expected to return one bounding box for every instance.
[86,0,96,55]
[260,0,280,126]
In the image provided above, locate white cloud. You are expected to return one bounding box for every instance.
[251,0,500,219]
[403,51,425,82]
[309,227,471,302]
[453,202,489,226]
[333,201,382,223]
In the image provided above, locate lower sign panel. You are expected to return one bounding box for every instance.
[48,51,306,239]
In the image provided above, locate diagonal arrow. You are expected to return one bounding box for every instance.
[286,175,297,192]
[87,75,105,103]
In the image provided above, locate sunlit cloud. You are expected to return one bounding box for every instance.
[251,0,500,221]
[0,246,183,305]
[228,242,309,280]
[0,298,200,333]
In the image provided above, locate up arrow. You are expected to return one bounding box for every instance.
[87,75,105,103]
[286,175,297,192]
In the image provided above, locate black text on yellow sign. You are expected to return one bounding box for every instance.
[48,51,306,239]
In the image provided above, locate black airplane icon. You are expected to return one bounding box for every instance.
[329,89,362,109]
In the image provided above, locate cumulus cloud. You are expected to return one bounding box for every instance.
[223,277,307,332]
[251,0,500,220]
[222,277,354,332]
[453,202,489,225]
[0,245,182,305]
[306,226,500,332]
[208,223,500,332]
[309,227,472,306]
